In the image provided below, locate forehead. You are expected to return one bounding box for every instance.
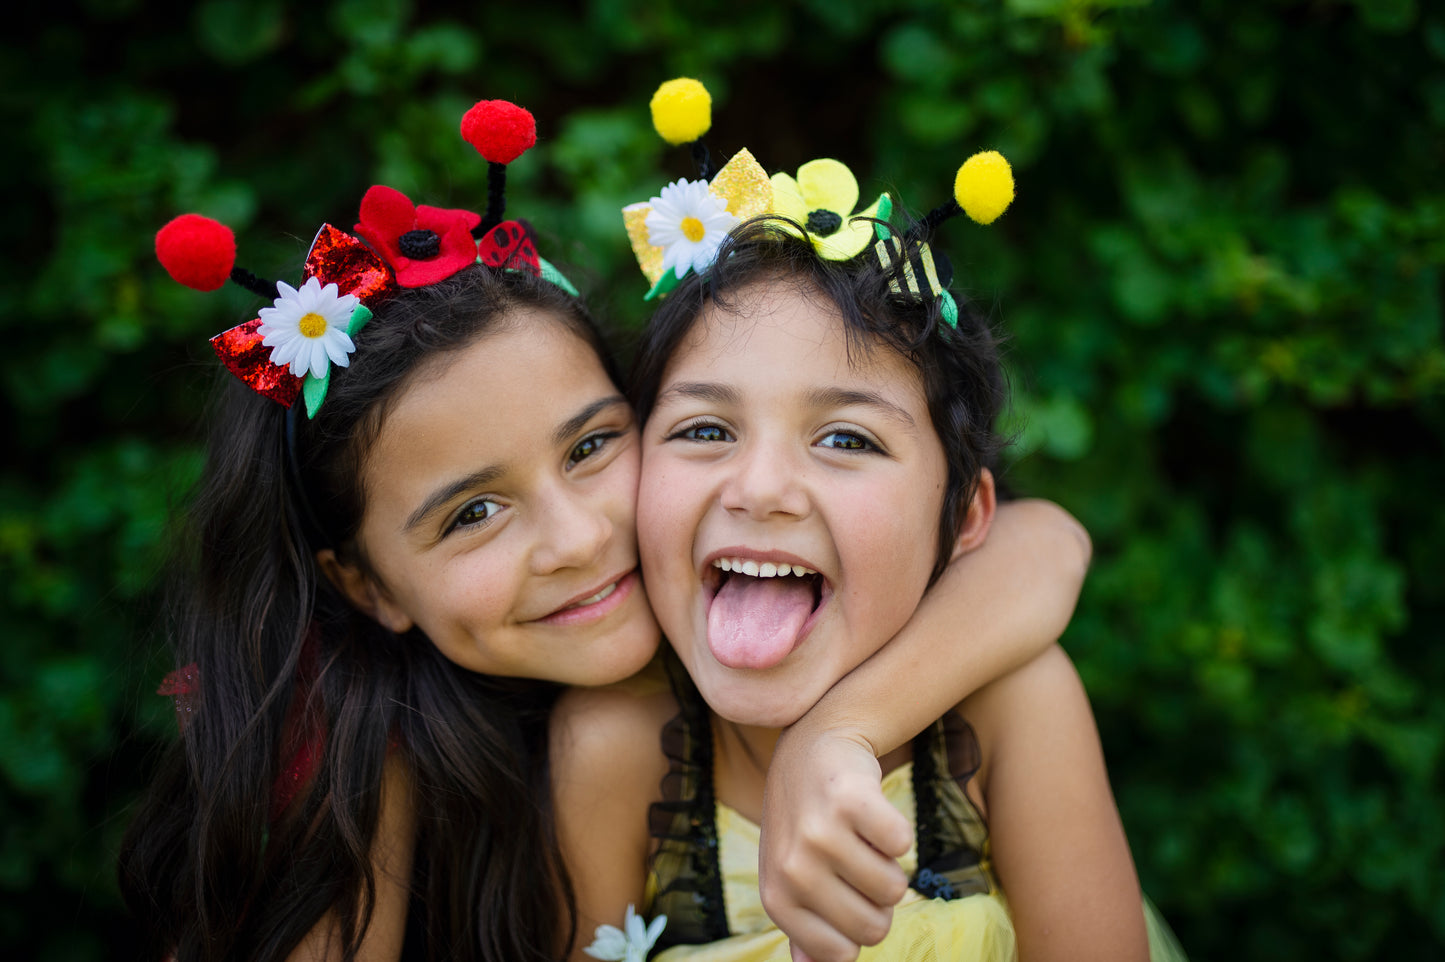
[363,314,614,491]
[666,281,927,403]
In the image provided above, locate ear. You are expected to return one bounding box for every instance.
[315,548,415,634]
[949,468,997,563]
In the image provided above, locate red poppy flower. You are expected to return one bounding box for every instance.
[354,185,482,288]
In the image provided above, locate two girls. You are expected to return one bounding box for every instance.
[122,108,1092,960]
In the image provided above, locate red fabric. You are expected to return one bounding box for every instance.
[210,318,303,406]
[353,185,482,288]
[460,100,537,164]
[477,220,540,275]
[302,224,398,306]
[155,214,235,291]
[152,641,328,823]
[271,636,324,821]
[157,662,201,732]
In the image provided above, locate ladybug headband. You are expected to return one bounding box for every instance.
[156,100,577,418]
[622,78,1016,327]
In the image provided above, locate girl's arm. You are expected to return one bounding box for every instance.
[551,680,674,961]
[759,498,1091,962]
[287,754,417,962]
[965,645,1149,961]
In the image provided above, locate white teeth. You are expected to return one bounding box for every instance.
[710,557,816,578]
[568,582,617,609]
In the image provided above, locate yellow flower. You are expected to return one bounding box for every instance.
[769,159,885,261]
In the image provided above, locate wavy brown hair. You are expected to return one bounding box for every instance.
[119,264,615,962]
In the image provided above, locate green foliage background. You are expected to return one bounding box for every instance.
[4,0,1442,958]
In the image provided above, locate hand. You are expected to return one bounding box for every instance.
[759,726,912,962]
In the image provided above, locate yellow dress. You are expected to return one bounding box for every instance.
[642,703,1188,962]
[650,763,1016,962]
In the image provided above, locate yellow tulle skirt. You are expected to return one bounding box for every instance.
[654,888,1015,962]
[653,889,1186,962]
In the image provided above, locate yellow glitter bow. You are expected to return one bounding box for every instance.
[623,147,773,299]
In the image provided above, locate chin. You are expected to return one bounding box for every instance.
[700,672,821,729]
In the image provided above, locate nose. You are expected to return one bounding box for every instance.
[528,481,614,575]
[719,434,809,520]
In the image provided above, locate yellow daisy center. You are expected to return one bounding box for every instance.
[680,216,706,242]
[297,312,329,339]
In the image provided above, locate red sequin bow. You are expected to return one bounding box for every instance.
[209,226,397,406]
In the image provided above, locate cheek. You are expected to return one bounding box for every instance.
[637,451,694,562]
[605,446,643,535]
[410,550,520,647]
[844,475,942,598]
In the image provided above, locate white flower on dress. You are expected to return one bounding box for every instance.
[584,904,667,962]
[644,178,738,280]
[257,276,361,379]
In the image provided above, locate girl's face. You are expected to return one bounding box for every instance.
[330,313,660,686]
[638,282,949,727]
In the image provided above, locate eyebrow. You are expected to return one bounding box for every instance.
[655,381,917,430]
[653,381,743,408]
[401,394,630,535]
[403,465,505,534]
[806,387,918,430]
[552,395,629,447]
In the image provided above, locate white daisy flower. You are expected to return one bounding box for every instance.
[645,178,738,280]
[584,904,666,962]
[257,276,361,380]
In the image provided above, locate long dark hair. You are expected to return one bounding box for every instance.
[630,219,1007,579]
[119,264,612,962]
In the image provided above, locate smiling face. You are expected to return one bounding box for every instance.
[637,281,951,727]
[334,313,660,686]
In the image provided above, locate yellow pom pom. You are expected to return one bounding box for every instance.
[954,151,1014,225]
[650,78,712,146]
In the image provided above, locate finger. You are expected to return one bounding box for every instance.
[805,834,909,909]
[850,796,913,860]
[776,906,865,962]
[766,867,898,950]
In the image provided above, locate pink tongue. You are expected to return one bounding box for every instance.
[707,575,815,670]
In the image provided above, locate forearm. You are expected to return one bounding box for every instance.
[789,498,1090,757]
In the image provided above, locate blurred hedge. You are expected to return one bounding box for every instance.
[3,0,1442,959]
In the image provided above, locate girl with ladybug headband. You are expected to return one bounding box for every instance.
[120,96,1090,962]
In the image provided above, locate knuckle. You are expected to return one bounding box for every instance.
[818,942,860,962]
[779,849,812,883]
[856,912,891,947]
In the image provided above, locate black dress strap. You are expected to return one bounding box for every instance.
[910,711,993,901]
[646,658,730,952]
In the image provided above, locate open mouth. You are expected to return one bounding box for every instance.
[703,555,828,670]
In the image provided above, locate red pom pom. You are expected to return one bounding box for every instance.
[460,100,537,165]
[156,214,236,292]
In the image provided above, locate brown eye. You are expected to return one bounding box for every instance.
[454,498,503,529]
[568,432,614,468]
